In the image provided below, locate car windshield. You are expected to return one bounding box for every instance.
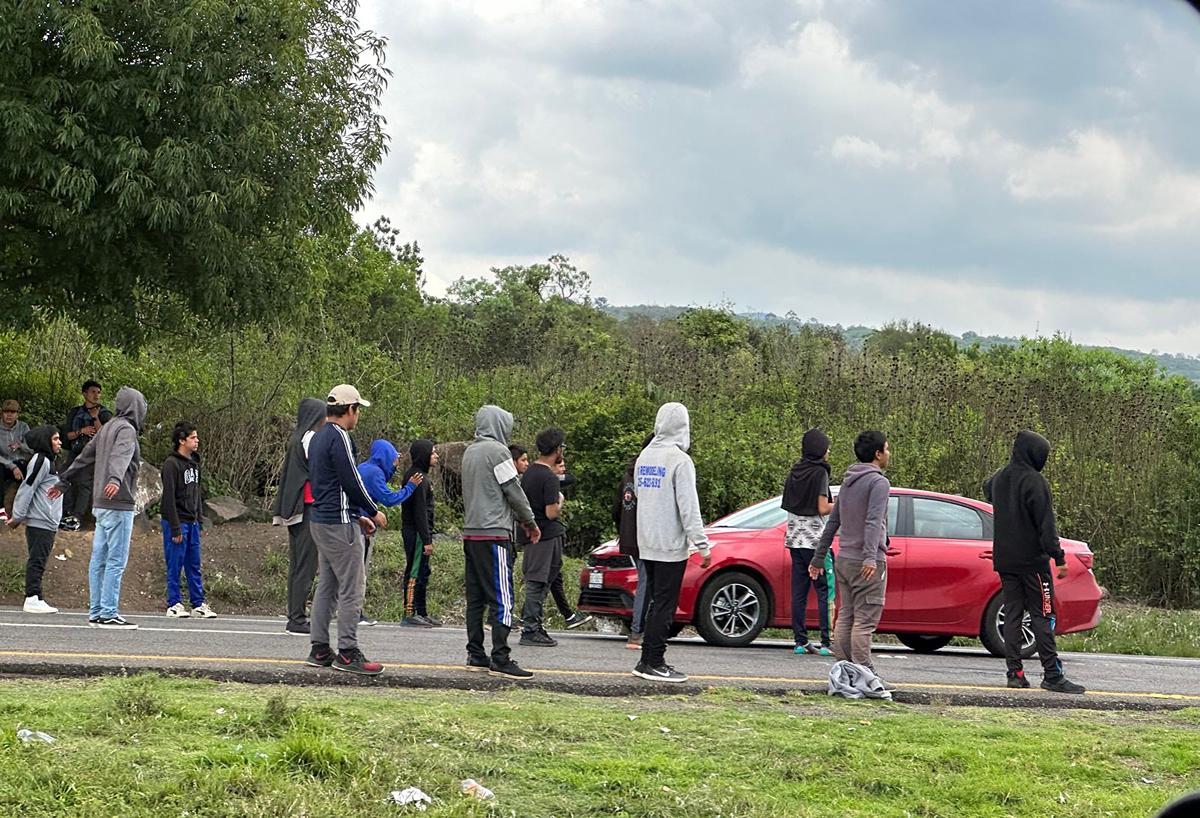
[710,497,788,530]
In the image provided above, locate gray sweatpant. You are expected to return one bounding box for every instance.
[310,521,367,652]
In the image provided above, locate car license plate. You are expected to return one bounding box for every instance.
[588,571,604,589]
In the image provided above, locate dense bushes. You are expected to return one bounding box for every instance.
[2,226,1198,606]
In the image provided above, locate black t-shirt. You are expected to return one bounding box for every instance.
[518,462,565,543]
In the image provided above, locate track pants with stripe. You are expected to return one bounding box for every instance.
[402,525,432,618]
[999,570,1063,680]
[464,539,516,666]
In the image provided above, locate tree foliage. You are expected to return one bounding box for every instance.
[0,0,388,345]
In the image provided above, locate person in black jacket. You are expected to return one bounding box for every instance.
[401,439,439,627]
[160,422,215,619]
[613,433,655,649]
[983,430,1085,694]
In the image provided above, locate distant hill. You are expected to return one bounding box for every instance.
[601,304,1200,383]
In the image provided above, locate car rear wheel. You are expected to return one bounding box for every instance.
[694,572,769,647]
[896,634,953,653]
[980,593,1037,658]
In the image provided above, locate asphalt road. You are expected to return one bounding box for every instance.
[1,607,1197,709]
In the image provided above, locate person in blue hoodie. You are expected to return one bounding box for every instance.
[356,439,423,625]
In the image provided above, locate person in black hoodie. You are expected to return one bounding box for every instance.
[401,439,440,627]
[160,421,215,619]
[781,428,836,655]
[614,433,655,649]
[272,398,327,635]
[983,430,1085,694]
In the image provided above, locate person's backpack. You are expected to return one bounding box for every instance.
[616,471,639,558]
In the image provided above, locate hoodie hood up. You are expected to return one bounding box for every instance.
[114,386,148,431]
[474,405,513,445]
[651,402,690,452]
[24,425,58,460]
[409,439,435,473]
[368,439,399,481]
[292,398,326,445]
[1011,429,1050,472]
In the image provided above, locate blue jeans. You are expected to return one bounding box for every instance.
[89,509,135,619]
[630,558,650,636]
[162,520,204,607]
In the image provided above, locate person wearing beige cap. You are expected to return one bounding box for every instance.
[304,384,388,675]
[0,399,32,522]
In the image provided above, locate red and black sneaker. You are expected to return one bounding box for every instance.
[333,647,384,676]
[1006,670,1030,689]
[306,643,334,668]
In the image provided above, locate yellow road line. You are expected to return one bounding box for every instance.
[1,650,1198,702]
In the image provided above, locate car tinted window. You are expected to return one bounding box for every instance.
[911,497,985,540]
[712,498,788,529]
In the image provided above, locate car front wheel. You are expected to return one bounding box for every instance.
[694,572,769,647]
[980,593,1037,658]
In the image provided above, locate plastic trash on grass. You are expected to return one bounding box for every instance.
[388,787,433,810]
[17,729,56,744]
[460,779,495,800]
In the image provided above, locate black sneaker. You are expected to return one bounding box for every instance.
[1041,677,1086,695]
[59,515,81,532]
[306,643,334,667]
[1007,670,1031,689]
[286,621,311,636]
[564,611,593,630]
[401,616,433,628]
[88,618,100,627]
[466,657,490,673]
[519,631,558,647]
[333,647,384,676]
[358,614,378,627]
[632,662,688,683]
[488,660,533,680]
[96,616,138,630]
[419,614,443,627]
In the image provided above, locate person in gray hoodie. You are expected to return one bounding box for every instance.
[52,386,148,630]
[461,405,540,680]
[632,403,712,684]
[8,426,63,613]
[0,399,32,520]
[811,430,891,675]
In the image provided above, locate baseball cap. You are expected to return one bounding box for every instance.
[326,384,371,408]
[1,400,19,412]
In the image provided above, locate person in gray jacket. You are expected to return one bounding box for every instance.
[8,426,63,613]
[0,399,32,520]
[811,430,891,677]
[52,386,148,630]
[461,405,540,680]
[632,403,712,683]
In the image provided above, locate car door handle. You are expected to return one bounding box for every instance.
[979,551,993,560]
[885,548,902,556]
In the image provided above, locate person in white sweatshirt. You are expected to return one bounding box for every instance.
[631,403,712,683]
[7,426,63,613]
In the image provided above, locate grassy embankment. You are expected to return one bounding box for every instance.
[2,674,1198,817]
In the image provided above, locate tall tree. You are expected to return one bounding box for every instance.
[0,0,388,345]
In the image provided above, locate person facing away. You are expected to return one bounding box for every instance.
[272,397,327,635]
[400,439,440,627]
[983,430,1085,695]
[811,430,891,680]
[54,386,148,629]
[632,402,712,684]
[8,425,63,613]
[304,384,388,676]
[59,380,112,531]
[781,428,836,656]
[461,404,540,680]
[356,438,422,626]
[614,432,655,650]
[160,421,215,619]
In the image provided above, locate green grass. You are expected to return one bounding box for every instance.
[1,674,1198,817]
[1058,602,1200,658]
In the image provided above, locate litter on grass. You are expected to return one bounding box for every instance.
[460,779,495,800]
[17,729,56,744]
[389,787,433,810]
[54,554,67,561]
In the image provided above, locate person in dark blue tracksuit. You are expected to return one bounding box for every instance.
[356,439,422,625]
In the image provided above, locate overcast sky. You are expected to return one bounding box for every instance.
[359,0,1200,354]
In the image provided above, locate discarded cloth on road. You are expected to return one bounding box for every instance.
[828,660,892,700]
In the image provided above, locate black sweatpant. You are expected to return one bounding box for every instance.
[402,525,432,618]
[639,558,688,668]
[464,539,516,667]
[548,565,574,618]
[25,526,56,598]
[999,570,1063,679]
[285,509,318,628]
[59,451,93,521]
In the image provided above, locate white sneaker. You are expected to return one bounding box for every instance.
[192,603,217,619]
[23,596,58,614]
[166,603,190,618]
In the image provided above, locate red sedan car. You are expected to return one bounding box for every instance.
[579,487,1102,656]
